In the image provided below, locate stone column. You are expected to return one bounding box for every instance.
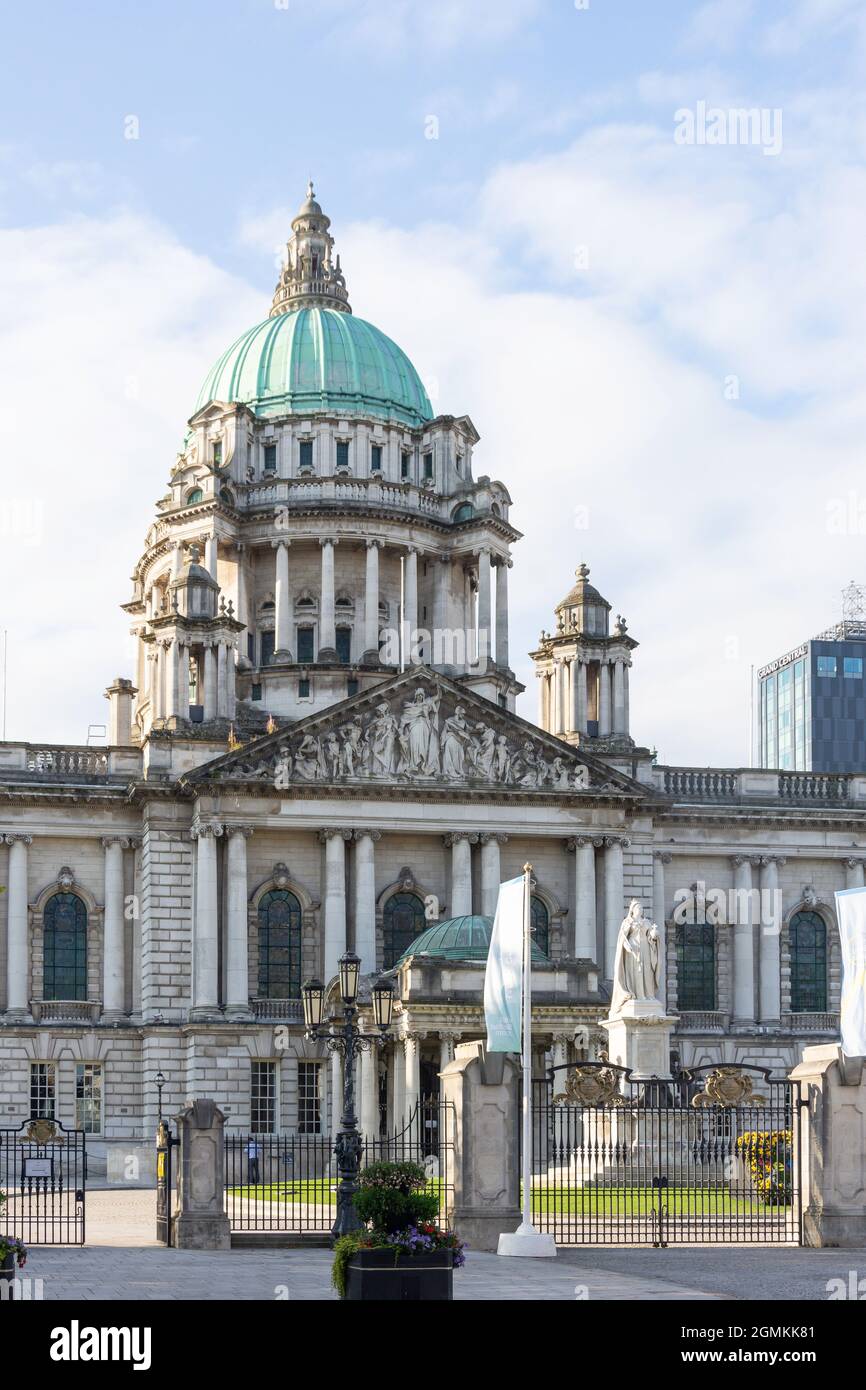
[759,855,784,1023]
[273,539,292,660]
[392,1041,406,1134]
[845,858,865,890]
[191,823,222,1019]
[153,642,164,720]
[476,548,491,665]
[4,833,32,1017]
[171,541,183,579]
[441,1041,522,1252]
[235,542,249,639]
[537,671,547,729]
[790,1044,866,1248]
[574,658,588,735]
[318,538,337,660]
[225,825,253,1018]
[652,851,671,1009]
[598,661,612,736]
[403,546,419,663]
[102,837,127,1020]
[446,833,474,917]
[603,836,626,978]
[613,659,625,734]
[204,534,218,582]
[216,641,227,718]
[562,659,574,734]
[623,660,631,736]
[732,855,757,1022]
[432,556,450,668]
[360,1046,380,1141]
[203,643,217,721]
[495,558,510,668]
[551,1034,569,1097]
[320,828,349,982]
[225,642,236,721]
[353,829,380,974]
[166,639,179,720]
[479,833,505,917]
[569,836,596,958]
[362,540,381,664]
[438,1030,459,1076]
[403,1034,421,1125]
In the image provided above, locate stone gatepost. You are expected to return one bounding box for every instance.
[790,1043,866,1248]
[172,1098,232,1250]
[440,1041,522,1253]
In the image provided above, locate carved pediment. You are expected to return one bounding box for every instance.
[187,671,644,798]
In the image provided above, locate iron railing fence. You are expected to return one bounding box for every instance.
[522,1062,802,1248]
[224,1097,454,1234]
[0,1120,86,1246]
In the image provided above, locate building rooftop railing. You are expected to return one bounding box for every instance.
[657,765,861,807]
[0,744,141,783]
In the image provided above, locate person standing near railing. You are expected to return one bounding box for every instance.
[246,1137,261,1185]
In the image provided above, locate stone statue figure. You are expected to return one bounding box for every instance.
[398,688,441,775]
[609,899,661,1017]
[441,705,473,778]
[367,702,398,776]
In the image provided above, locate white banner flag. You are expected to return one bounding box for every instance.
[484,875,525,1052]
[834,887,866,1056]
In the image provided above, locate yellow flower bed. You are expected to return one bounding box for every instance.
[735,1129,793,1206]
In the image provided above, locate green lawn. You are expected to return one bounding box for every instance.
[528,1185,771,1216]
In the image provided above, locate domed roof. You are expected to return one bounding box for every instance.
[395,914,548,967]
[556,562,611,613]
[194,305,433,427]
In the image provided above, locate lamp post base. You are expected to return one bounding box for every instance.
[497,1222,557,1258]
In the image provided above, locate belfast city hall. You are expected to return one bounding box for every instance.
[0,185,857,1177]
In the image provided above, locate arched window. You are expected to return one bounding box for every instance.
[43,893,87,1000]
[186,488,203,505]
[789,910,827,1012]
[257,889,303,999]
[383,892,426,969]
[530,896,550,955]
[676,923,715,1010]
[452,502,474,523]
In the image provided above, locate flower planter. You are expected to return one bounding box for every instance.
[1,1252,14,1293]
[343,1247,453,1301]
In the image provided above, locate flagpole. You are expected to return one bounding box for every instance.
[497,862,556,1256]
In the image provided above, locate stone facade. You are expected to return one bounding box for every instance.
[0,188,852,1173]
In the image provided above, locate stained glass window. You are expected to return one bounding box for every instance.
[383,892,426,969]
[676,923,715,1010]
[789,910,827,1012]
[257,889,302,999]
[43,893,87,1000]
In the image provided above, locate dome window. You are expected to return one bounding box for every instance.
[400,451,410,479]
[212,441,222,467]
[186,488,203,505]
[423,451,434,481]
[263,443,277,473]
[219,488,234,506]
[298,439,314,472]
[371,444,382,473]
[336,440,350,472]
[452,502,474,523]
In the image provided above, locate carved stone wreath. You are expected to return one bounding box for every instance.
[690,1067,767,1109]
[560,1065,624,1107]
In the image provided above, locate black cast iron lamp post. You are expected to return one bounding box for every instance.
[302,957,395,1238]
[155,1070,166,1124]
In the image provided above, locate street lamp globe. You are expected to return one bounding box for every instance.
[371,978,395,1031]
[338,951,361,1005]
[301,977,326,1031]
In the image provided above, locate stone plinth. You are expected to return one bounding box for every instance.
[172,1098,231,1250]
[440,1041,522,1253]
[601,1003,679,1080]
[790,1043,866,1248]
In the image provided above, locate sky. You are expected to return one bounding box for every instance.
[2,0,866,764]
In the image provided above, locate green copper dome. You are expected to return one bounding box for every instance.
[395,914,548,967]
[194,306,433,427]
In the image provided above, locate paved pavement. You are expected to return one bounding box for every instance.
[10,1189,865,1301]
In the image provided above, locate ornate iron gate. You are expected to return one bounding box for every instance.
[0,1119,86,1245]
[224,1097,454,1235]
[526,1061,802,1247]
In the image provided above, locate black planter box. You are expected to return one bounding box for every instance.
[343,1247,453,1301]
[1,1252,14,1289]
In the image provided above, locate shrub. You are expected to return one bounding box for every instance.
[0,1191,27,1268]
[354,1162,439,1235]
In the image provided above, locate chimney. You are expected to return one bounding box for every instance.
[104,677,137,746]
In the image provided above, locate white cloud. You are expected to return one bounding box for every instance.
[317,0,541,57]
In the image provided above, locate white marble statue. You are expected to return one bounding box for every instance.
[609,899,661,1017]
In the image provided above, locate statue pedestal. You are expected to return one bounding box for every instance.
[601,1003,679,1080]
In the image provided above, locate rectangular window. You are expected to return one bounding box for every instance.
[260,630,275,667]
[336,440,350,470]
[251,682,262,701]
[347,678,359,697]
[212,441,222,467]
[251,1061,277,1134]
[423,451,433,480]
[371,444,382,472]
[298,678,310,698]
[297,1062,321,1135]
[297,627,315,663]
[247,632,256,663]
[75,1063,103,1134]
[30,1063,56,1120]
[336,627,352,664]
[263,443,277,472]
[401,451,410,479]
[299,439,313,470]
[844,656,863,678]
[817,656,837,677]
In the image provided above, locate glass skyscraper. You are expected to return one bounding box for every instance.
[756,629,866,772]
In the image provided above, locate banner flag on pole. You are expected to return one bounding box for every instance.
[484,874,524,1052]
[834,886,866,1057]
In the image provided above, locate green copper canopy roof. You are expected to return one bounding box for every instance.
[194,306,433,427]
[395,914,548,967]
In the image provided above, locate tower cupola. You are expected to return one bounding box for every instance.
[270,181,350,316]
